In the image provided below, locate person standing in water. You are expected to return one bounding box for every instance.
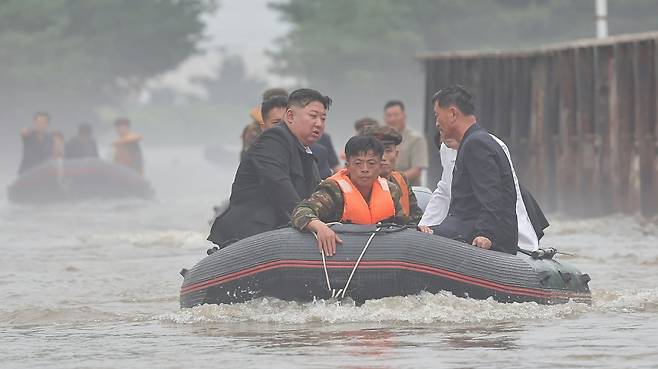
[18,112,54,174]
[113,118,144,175]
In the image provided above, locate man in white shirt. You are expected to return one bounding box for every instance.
[419,136,540,251]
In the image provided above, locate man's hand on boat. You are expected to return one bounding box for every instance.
[417,225,433,234]
[307,219,343,256]
[472,236,492,249]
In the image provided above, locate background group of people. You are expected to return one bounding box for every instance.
[239,89,429,186]
[18,114,144,176]
[211,85,548,256]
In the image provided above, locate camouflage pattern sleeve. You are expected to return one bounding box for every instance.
[291,179,345,230]
[401,172,424,225]
[387,180,410,226]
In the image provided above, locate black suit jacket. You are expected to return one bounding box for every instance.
[208,123,320,246]
[311,143,332,179]
[436,123,518,254]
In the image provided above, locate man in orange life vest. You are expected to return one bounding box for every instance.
[291,135,409,256]
[360,125,425,226]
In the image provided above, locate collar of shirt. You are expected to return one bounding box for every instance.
[461,122,482,142]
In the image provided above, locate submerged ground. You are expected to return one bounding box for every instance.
[1,146,657,369]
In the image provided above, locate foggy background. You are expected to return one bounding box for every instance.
[3,3,658,368]
[1,0,658,176]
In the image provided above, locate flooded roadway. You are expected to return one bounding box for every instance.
[1,146,657,369]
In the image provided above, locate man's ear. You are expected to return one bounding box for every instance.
[449,106,460,120]
[285,108,294,124]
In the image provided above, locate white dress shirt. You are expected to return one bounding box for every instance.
[419,136,539,250]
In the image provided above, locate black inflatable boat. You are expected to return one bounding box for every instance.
[180,224,591,307]
[8,158,153,203]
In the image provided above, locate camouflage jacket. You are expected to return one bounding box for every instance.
[291,178,410,230]
[389,171,423,226]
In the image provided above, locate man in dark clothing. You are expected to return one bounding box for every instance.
[65,123,99,159]
[316,133,340,172]
[261,94,332,179]
[18,112,53,174]
[430,85,518,254]
[208,88,332,247]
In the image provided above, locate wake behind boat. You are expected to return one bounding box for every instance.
[180,224,591,307]
[8,158,154,203]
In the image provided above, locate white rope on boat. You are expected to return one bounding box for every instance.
[312,222,381,299]
[311,231,333,292]
[340,226,380,299]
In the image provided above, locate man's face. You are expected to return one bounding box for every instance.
[263,107,286,130]
[33,115,49,133]
[434,101,457,142]
[286,101,326,146]
[345,150,382,190]
[379,143,398,178]
[384,106,406,132]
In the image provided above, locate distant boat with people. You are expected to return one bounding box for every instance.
[7,158,154,203]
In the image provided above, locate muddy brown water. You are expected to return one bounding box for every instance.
[1,146,657,369]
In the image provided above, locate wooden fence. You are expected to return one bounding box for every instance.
[420,32,658,216]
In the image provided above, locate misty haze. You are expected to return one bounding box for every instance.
[1,1,658,368]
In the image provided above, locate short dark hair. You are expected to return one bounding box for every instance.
[261,95,288,121]
[288,88,332,110]
[384,100,404,112]
[262,88,288,100]
[344,135,384,160]
[354,117,379,132]
[34,111,50,121]
[114,118,130,127]
[432,85,475,115]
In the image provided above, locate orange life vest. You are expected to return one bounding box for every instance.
[389,171,410,216]
[329,169,395,225]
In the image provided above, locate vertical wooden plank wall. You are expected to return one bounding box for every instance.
[422,33,658,216]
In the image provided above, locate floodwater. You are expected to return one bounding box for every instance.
[1,146,658,369]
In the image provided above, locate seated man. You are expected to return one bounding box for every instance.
[419,135,547,251]
[65,123,99,159]
[360,125,425,226]
[291,136,409,256]
[430,85,518,254]
[208,88,331,247]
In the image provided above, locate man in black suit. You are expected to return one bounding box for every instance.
[430,85,518,254]
[208,88,332,247]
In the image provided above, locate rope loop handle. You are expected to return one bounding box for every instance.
[312,222,384,299]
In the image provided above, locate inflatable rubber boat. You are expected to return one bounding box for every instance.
[180,223,591,307]
[8,158,154,203]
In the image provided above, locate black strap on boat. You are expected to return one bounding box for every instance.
[329,222,410,234]
[517,246,574,260]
